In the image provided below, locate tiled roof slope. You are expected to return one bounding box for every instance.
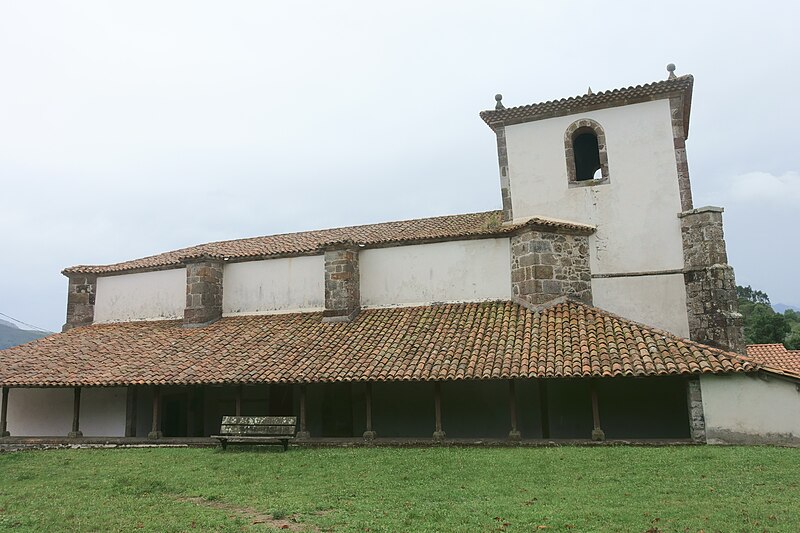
[63,211,593,275]
[746,344,800,378]
[0,301,752,387]
[480,75,693,136]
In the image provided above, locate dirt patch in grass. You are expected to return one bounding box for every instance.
[176,496,318,531]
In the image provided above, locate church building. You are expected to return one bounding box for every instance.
[2,66,797,446]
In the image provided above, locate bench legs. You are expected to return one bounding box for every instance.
[215,439,291,451]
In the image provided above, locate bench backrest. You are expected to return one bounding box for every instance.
[219,416,297,436]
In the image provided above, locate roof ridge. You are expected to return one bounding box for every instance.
[487,75,692,116]
[62,210,594,276]
[747,343,786,347]
[62,210,504,274]
[479,74,694,134]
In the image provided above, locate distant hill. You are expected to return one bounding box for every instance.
[773,303,800,314]
[0,322,51,350]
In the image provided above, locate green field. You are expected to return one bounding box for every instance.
[0,446,798,532]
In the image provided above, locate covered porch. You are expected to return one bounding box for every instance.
[1,375,696,444]
[0,300,753,447]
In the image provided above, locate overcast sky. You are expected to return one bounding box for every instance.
[1,1,797,332]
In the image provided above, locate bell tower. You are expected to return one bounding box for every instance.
[480,65,743,353]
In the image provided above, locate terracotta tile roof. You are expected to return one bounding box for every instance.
[63,211,593,275]
[0,301,752,387]
[746,343,800,378]
[480,75,693,137]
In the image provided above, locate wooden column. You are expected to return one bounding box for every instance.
[433,381,445,442]
[68,387,83,438]
[296,384,310,439]
[235,384,243,417]
[148,385,163,439]
[590,380,605,441]
[508,380,521,441]
[125,387,138,437]
[186,389,194,437]
[1,387,10,437]
[539,380,550,439]
[363,382,376,441]
[539,379,550,439]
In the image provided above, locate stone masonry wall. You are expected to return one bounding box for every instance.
[62,274,97,331]
[669,96,694,212]
[323,246,360,321]
[511,229,592,306]
[495,126,514,223]
[680,206,745,354]
[183,259,223,327]
[686,376,706,443]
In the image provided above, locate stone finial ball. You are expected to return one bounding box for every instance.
[495,94,503,102]
[667,63,676,73]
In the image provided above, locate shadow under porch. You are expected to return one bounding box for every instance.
[1,376,692,443]
[300,377,691,441]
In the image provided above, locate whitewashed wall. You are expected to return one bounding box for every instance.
[222,256,324,314]
[592,274,690,337]
[95,269,185,323]
[3,387,127,437]
[504,99,684,274]
[503,99,687,331]
[701,374,800,445]
[360,239,512,307]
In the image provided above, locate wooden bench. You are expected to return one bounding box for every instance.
[211,416,297,451]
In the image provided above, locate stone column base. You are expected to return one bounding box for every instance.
[296,431,311,440]
[591,428,605,441]
[508,430,522,441]
[1,431,10,437]
[147,431,163,439]
[68,431,83,438]
[432,430,446,442]
[362,430,376,442]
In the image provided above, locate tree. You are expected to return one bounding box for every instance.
[783,310,800,349]
[745,305,791,344]
[786,331,800,350]
[737,285,796,347]
[736,285,771,305]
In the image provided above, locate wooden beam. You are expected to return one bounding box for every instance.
[363,382,376,441]
[148,385,163,439]
[508,380,521,441]
[1,386,10,437]
[68,387,83,438]
[590,380,605,441]
[433,381,445,441]
[297,384,310,439]
[539,380,550,439]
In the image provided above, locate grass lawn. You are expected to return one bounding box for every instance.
[0,446,798,532]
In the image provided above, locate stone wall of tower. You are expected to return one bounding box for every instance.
[183,259,224,327]
[510,229,592,306]
[62,274,97,331]
[680,206,745,354]
[323,245,360,322]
